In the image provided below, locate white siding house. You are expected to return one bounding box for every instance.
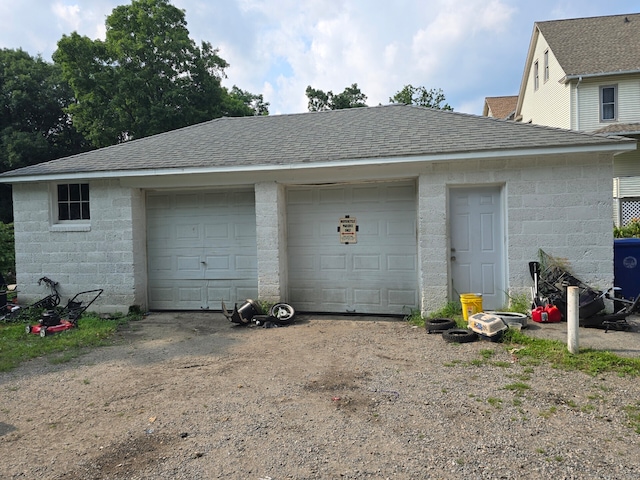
[0,105,634,316]
[515,13,640,225]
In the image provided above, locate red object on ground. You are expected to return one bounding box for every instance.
[531,305,562,323]
[26,319,76,337]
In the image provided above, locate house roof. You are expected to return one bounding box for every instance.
[593,123,640,136]
[483,96,518,119]
[537,13,640,79]
[0,104,635,182]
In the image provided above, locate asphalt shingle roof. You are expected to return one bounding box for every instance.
[484,96,518,119]
[537,13,640,77]
[0,104,633,179]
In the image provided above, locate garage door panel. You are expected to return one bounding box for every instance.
[353,255,381,270]
[147,189,257,310]
[323,288,348,304]
[320,254,347,270]
[388,254,417,271]
[319,188,345,203]
[287,181,417,314]
[388,289,417,307]
[353,289,381,305]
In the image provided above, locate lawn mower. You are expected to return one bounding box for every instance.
[26,288,103,337]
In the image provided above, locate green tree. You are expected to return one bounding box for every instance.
[0,222,15,278]
[390,85,453,110]
[226,86,270,116]
[0,48,88,222]
[54,0,266,148]
[306,83,367,111]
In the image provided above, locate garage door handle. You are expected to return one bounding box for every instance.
[201,261,207,265]
[451,256,456,261]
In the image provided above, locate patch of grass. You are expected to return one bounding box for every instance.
[0,313,130,372]
[503,382,531,396]
[503,330,640,377]
[487,396,503,408]
[503,292,531,314]
[479,349,495,359]
[403,308,425,327]
[404,302,464,327]
[624,403,640,433]
[490,361,512,368]
[539,406,557,419]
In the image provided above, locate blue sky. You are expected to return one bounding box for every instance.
[1,0,639,115]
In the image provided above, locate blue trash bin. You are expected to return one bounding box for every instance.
[614,238,640,300]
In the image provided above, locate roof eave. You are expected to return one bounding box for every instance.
[561,69,640,84]
[1,142,635,184]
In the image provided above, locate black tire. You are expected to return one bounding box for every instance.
[442,328,477,343]
[425,318,456,333]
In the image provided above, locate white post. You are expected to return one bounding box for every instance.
[567,286,579,354]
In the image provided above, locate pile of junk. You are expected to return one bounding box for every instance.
[458,250,638,343]
[527,250,639,332]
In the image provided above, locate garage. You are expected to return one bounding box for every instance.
[287,181,418,315]
[146,189,257,310]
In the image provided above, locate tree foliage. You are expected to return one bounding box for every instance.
[53,0,267,147]
[390,85,453,110]
[305,83,367,111]
[0,48,88,222]
[0,222,15,277]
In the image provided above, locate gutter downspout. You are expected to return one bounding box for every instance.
[575,76,582,131]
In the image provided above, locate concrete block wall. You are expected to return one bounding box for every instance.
[254,182,288,302]
[418,151,614,315]
[12,179,143,314]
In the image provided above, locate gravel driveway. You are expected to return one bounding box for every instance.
[1,312,640,479]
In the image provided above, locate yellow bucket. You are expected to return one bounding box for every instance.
[460,293,483,321]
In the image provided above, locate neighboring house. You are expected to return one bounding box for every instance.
[514,13,640,225]
[0,105,634,315]
[482,96,518,120]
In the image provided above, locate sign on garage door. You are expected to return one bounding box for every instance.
[287,181,418,315]
[147,189,257,310]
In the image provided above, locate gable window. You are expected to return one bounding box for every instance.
[543,50,549,82]
[600,85,617,121]
[533,60,539,90]
[57,183,90,221]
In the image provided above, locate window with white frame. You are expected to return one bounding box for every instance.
[543,50,549,82]
[533,60,539,90]
[57,183,90,221]
[600,85,617,121]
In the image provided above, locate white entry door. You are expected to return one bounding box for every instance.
[449,186,505,310]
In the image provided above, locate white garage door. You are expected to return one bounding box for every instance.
[287,181,418,315]
[147,189,257,310]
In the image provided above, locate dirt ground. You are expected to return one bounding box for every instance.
[2,312,640,479]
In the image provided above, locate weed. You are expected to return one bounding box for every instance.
[403,308,424,327]
[539,406,557,419]
[512,398,523,407]
[487,397,503,408]
[503,292,531,314]
[479,349,495,359]
[503,382,531,396]
[624,404,640,433]
[490,361,512,368]
[83,378,91,385]
[535,448,546,454]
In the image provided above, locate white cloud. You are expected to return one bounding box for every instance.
[52,2,82,32]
